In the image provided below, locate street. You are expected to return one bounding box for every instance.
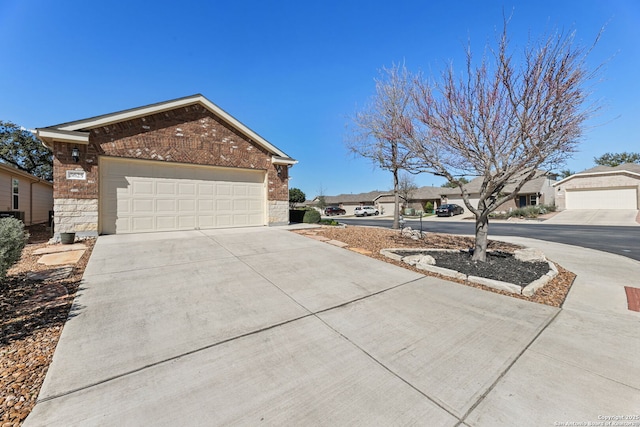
[335,217,640,261]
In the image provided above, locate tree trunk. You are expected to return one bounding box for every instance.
[392,168,400,229]
[472,214,489,261]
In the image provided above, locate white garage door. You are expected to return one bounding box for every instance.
[565,187,638,210]
[100,158,266,234]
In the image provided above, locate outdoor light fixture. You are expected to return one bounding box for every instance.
[276,164,283,177]
[71,147,80,163]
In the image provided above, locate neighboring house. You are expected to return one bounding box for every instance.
[443,171,557,212]
[34,94,296,236]
[553,163,640,210]
[320,170,557,217]
[0,162,53,225]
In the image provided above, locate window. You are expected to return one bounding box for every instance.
[529,194,538,206]
[12,178,19,210]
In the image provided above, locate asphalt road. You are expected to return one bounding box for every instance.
[334,217,640,261]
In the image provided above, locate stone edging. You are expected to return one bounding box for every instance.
[380,248,558,297]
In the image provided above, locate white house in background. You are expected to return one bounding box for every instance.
[553,163,640,210]
[0,162,53,225]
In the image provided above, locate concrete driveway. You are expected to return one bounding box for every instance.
[544,209,639,226]
[24,227,639,426]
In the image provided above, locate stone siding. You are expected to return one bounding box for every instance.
[54,198,98,234]
[268,200,290,226]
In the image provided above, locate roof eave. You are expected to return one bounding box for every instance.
[33,128,90,149]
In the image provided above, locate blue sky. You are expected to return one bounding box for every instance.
[1,0,638,198]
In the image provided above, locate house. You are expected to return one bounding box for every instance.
[553,163,640,210]
[34,94,296,236]
[442,171,557,212]
[0,162,53,225]
[332,170,557,217]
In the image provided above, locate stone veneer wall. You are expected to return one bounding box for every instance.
[54,198,99,235]
[268,200,289,226]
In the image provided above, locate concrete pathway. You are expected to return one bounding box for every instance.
[24,228,640,426]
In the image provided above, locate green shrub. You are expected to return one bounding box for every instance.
[424,201,434,213]
[303,209,321,224]
[0,218,28,280]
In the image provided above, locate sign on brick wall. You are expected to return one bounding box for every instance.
[66,170,87,180]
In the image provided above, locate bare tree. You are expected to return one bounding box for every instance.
[406,23,601,261]
[348,64,420,229]
[397,172,418,213]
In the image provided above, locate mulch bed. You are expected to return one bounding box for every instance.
[1,224,95,426]
[391,249,550,287]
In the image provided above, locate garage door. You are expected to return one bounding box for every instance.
[565,187,638,210]
[100,158,266,234]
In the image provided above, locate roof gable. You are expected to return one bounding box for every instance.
[554,163,640,186]
[35,94,295,162]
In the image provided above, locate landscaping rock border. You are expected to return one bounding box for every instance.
[380,247,558,297]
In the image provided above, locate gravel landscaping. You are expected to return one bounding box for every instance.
[1,224,95,427]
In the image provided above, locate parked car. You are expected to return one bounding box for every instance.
[354,206,379,217]
[436,204,464,217]
[324,206,346,216]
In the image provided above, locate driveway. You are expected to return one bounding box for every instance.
[24,227,639,426]
[544,209,639,226]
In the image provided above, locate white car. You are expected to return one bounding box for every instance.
[354,206,379,217]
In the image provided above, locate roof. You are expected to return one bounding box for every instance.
[554,163,640,186]
[34,94,296,164]
[0,162,53,185]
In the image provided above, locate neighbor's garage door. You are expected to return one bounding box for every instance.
[100,157,266,234]
[565,187,638,210]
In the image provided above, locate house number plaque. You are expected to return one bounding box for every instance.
[66,170,87,180]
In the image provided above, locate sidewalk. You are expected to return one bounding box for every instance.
[466,236,640,425]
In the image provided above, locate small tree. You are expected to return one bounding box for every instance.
[348,64,421,229]
[397,172,418,212]
[289,187,306,208]
[406,22,601,261]
[0,121,53,181]
[593,152,640,167]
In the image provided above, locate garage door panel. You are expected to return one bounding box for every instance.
[217,184,232,196]
[156,199,176,213]
[156,181,176,195]
[101,158,266,234]
[198,184,214,196]
[178,199,196,212]
[131,217,154,232]
[198,199,214,212]
[133,199,154,213]
[132,181,153,195]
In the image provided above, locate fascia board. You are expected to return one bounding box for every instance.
[34,128,90,148]
[271,156,298,166]
[553,170,640,186]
